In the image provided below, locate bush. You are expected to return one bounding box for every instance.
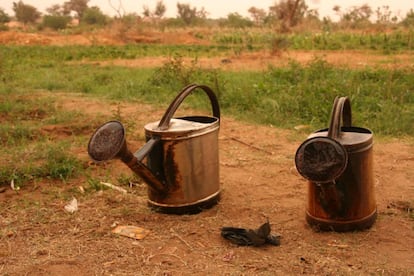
[43,15,71,30]
[0,24,9,31]
[81,6,107,26]
[0,8,10,24]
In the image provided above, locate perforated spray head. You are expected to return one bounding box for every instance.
[295,137,348,183]
[88,121,126,162]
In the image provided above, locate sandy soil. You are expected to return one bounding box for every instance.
[0,92,413,275]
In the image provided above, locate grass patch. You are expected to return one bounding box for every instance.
[1,45,413,136]
[0,92,91,187]
[0,43,413,187]
[0,141,82,187]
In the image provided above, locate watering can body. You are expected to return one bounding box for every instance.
[88,84,221,214]
[143,116,220,213]
[305,127,377,231]
[295,97,377,231]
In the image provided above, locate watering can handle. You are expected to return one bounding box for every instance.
[157,84,221,130]
[327,96,352,139]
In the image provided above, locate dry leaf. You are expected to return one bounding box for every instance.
[112,225,150,240]
[64,198,78,213]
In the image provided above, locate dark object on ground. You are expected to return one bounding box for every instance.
[221,221,281,246]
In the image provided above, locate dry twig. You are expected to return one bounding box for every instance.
[229,136,274,155]
[100,181,127,194]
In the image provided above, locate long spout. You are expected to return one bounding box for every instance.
[87,121,167,194]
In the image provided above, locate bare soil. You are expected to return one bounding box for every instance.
[0,30,413,275]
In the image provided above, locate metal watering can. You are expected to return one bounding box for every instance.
[295,97,377,231]
[88,84,221,214]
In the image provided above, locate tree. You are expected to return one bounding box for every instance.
[13,1,41,24]
[176,3,206,25]
[108,0,125,18]
[43,15,71,30]
[0,8,11,24]
[81,6,107,25]
[224,12,253,28]
[142,1,166,19]
[375,5,398,25]
[63,0,89,20]
[177,3,196,25]
[154,1,166,18]
[142,5,150,17]
[268,0,307,30]
[44,4,71,30]
[401,9,414,27]
[340,4,372,28]
[248,7,266,26]
[46,4,65,16]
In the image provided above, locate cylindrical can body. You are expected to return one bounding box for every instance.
[144,117,220,213]
[306,127,377,231]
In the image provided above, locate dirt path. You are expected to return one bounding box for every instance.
[1,93,413,275]
[94,50,414,71]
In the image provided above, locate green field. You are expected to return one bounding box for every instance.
[1,43,413,134]
[1,39,413,187]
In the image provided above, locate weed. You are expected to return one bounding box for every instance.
[149,55,195,88]
[0,140,82,187]
[86,178,106,192]
[0,43,413,140]
[45,144,81,181]
[116,173,141,187]
[269,35,290,56]
[0,124,38,146]
[148,54,225,100]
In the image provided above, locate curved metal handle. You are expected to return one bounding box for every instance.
[327,96,352,139]
[157,84,221,131]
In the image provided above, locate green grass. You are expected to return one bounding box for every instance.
[1,42,413,186]
[0,141,82,187]
[1,45,413,136]
[212,30,414,52]
[0,92,95,187]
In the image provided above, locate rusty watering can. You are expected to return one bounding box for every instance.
[295,97,377,231]
[88,84,221,214]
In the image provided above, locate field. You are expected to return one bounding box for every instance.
[0,28,413,275]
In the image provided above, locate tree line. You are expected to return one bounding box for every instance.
[1,0,414,31]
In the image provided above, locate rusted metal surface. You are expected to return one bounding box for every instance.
[295,137,347,183]
[145,119,220,210]
[87,84,221,214]
[88,121,125,162]
[295,97,377,231]
[88,121,166,194]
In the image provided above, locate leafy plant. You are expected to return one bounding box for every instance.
[149,54,225,94]
[43,15,71,30]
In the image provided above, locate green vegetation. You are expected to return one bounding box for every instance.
[0,36,413,187]
[1,44,413,136]
[42,15,71,30]
[0,92,99,187]
[211,31,414,52]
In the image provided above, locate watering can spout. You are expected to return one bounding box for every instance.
[87,120,167,194]
[87,84,221,214]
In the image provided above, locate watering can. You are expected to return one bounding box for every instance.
[295,97,377,231]
[88,84,221,214]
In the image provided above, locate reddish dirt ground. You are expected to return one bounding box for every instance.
[1,92,413,275]
[0,30,413,275]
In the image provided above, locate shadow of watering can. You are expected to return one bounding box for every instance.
[88,84,221,214]
[295,97,377,231]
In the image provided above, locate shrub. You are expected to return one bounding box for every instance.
[43,15,71,30]
[81,6,107,26]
